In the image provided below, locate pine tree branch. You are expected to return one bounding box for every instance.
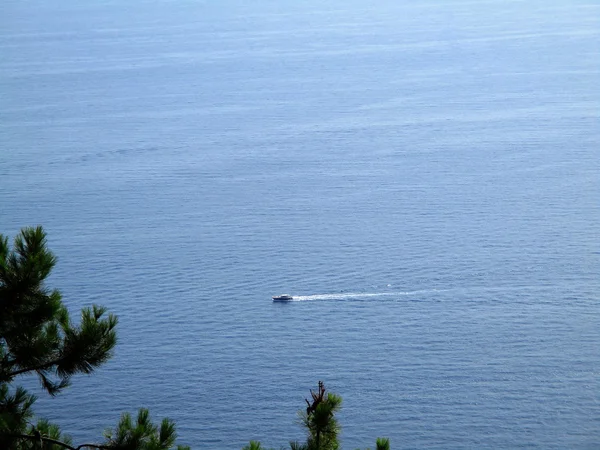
[7,359,62,378]
[4,433,112,449]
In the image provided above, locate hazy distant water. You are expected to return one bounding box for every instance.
[1,0,599,448]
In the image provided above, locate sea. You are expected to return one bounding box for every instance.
[1,0,599,448]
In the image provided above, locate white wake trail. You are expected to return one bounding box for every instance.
[291,289,445,301]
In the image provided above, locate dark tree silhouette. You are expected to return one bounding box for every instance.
[0,226,188,450]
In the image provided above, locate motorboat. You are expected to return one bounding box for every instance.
[272,294,293,302]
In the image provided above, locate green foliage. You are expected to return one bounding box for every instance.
[0,226,188,450]
[290,385,390,450]
[375,437,390,450]
[27,418,73,450]
[0,226,118,395]
[103,408,190,450]
[289,442,308,450]
[300,382,342,450]
[0,384,36,448]
[241,384,390,450]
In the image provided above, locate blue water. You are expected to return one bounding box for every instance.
[1,0,599,448]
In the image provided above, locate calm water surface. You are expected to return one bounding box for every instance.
[1,0,599,448]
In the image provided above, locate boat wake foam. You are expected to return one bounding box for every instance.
[291,289,444,301]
